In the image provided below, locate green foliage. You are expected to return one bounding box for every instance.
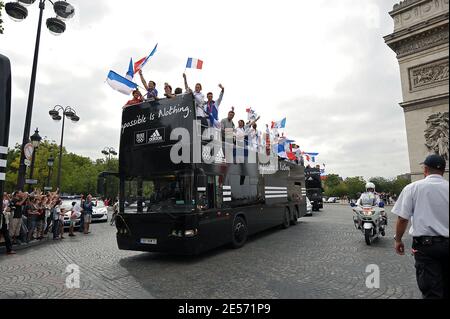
[0,1,4,34]
[369,177,391,193]
[324,174,342,189]
[324,173,411,199]
[344,176,366,199]
[4,140,119,198]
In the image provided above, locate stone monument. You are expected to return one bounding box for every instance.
[384,0,449,181]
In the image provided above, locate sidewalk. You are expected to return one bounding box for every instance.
[0,237,50,254]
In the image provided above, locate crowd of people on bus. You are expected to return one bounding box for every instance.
[123,71,282,156]
[1,189,103,255]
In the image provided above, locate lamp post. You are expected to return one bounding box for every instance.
[49,105,80,190]
[46,155,54,190]
[101,147,117,198]
[27,128,41,191]
[101,147,118,163]
[6,0,76,191]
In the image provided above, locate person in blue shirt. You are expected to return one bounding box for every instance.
[83,195,96,235]
[138,70,158,100]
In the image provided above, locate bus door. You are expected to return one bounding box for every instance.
[196,175,232,249]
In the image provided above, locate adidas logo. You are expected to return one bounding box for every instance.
[148,129,163,143]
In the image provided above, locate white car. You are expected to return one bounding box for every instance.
[91,200,108,223]
[327,197,338,203]
[306,197,313,216]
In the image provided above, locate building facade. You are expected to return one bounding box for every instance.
[384,0,449,181]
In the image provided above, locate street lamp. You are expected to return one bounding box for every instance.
[49,105,80,190]
[46,154,54,190]
[101,147,117,199]
[8,0,76,191]
[101,147,118,162]
[27,128,41,191]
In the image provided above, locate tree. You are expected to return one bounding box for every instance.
[324,174,342,189]
[0,1,4,34]
[391,176,411,196]
[344,176,366,199]
[3,139,120,198]
[369,177,392,193]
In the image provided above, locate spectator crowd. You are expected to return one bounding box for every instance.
[1,189,103,256]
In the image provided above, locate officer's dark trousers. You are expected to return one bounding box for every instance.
[1,222,13,253]
[413,238,449,299]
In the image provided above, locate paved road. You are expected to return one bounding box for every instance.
[0,204,421,299]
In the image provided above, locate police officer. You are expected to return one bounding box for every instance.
[392,154,449,299]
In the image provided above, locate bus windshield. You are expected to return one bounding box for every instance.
[123,174,194,214]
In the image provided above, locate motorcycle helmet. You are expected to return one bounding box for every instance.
[365,182,376,192]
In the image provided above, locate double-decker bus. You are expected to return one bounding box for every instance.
[305,167,324,211]
[115,94,307,254]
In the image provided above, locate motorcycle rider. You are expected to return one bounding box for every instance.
[357,182,388,226]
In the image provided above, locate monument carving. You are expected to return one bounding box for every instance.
[424,112,449,161]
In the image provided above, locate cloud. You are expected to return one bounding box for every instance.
[1,0,410,179]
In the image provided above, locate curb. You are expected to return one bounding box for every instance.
[0,237,50,254]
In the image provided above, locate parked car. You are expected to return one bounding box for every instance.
[306,197,313,216]
[91,200,108,223]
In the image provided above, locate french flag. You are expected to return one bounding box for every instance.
[271,118,287,129]
[134,43,158,74]
[186,58,203,70]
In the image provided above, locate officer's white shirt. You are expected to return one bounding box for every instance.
[356,192,380,206]
[392,174,449,237]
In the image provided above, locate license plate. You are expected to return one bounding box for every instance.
[140,238,157,245]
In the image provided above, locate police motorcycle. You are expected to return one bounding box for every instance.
[351,194,386,245]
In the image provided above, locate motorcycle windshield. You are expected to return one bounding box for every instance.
[360,193,375,206]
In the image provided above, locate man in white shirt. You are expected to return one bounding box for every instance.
[392,154,449,299]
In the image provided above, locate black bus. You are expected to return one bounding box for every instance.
[305,167,323,211]
[116,94,307,254]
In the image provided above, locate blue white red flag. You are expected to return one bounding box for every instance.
[134,43,158,73]
[106,71,138,95]
[246,107,259,122]
[186,57,203,70]
[271,118,286,129]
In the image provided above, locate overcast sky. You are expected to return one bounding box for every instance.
[0,0,410,179]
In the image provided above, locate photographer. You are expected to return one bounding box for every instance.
[9,191,27,244]
[1,196,15,255]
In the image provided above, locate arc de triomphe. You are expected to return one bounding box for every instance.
[384,0,449,181]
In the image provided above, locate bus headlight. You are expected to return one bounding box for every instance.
[184,229,198,238]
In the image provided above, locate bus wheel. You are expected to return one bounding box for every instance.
[282,209,290,229]
[291,208,299,226]
[231,216,248,249]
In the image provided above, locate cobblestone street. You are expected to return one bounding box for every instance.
[0,204,421,299]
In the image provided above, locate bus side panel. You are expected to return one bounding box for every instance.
[288,165,307,218]
[197,212,233,252]
[262,170,289,229]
